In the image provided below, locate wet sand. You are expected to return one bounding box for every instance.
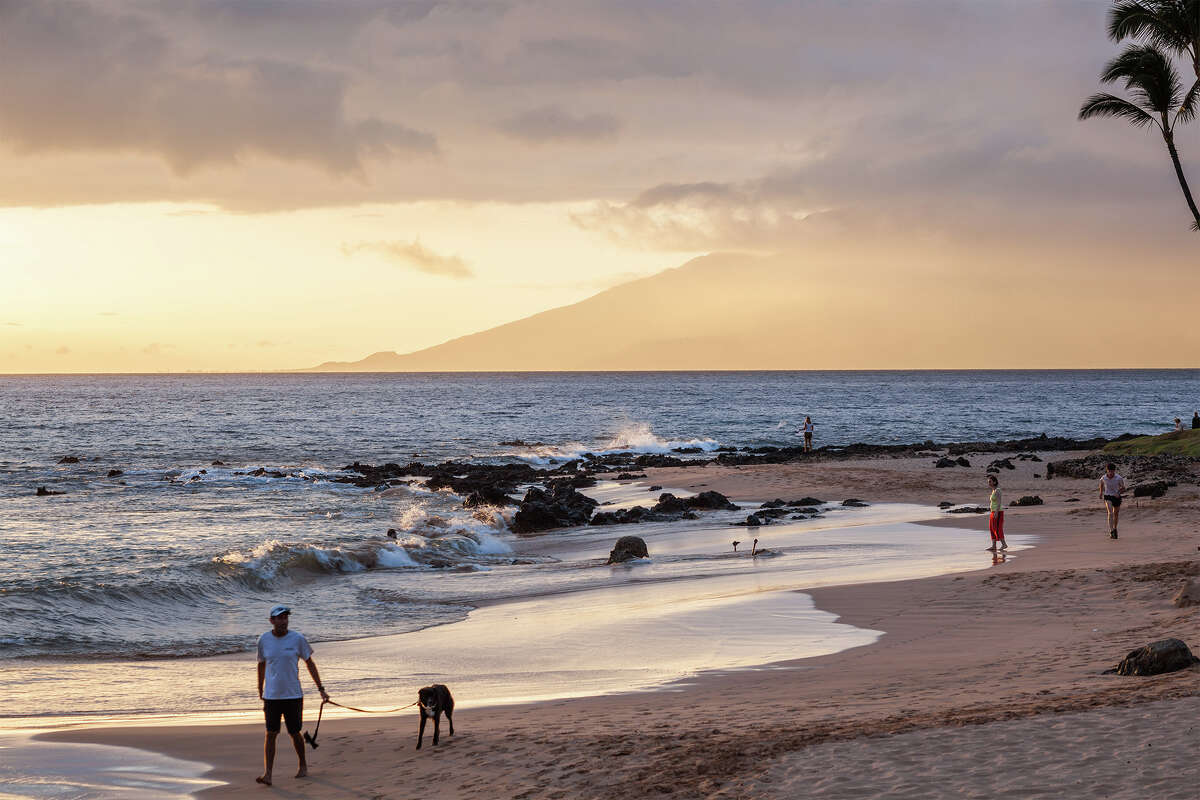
[42,453,1200,798]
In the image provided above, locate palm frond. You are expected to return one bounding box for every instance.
[1109,0,1198,57]
[1079,93,1161,128]
[1177,78,1200,124]
[1100,45,1182,113]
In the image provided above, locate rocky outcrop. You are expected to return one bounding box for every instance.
[987,458,1015,472]
[606,535,649,564]
[1010,495,1043,507]
[35,486,65,496]
[57,456,80,464]
[614,472,648,480]
[841,499,869,507]
[1133,481,1170,499]
[463,486,516,508]
[1107,638,1199,676]
[106,469,123,478]
[511,484,599,533]
[945,505,988,514]
[590,506,653,525]
[1046,454,1198,485]
[652,491,738,514]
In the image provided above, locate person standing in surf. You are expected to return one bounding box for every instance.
[986,475,1007,552]
[256,604,329,786]
[1099,463,1126,540]
[800,416,815,453]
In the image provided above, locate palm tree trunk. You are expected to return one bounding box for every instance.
[1163,131,1200,230]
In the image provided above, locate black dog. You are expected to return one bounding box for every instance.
[416,684,454,749]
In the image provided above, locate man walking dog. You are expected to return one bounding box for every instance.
[256,604,329,786]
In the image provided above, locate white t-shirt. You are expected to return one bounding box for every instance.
[1099,473,1125,497]
[257,630,314,700]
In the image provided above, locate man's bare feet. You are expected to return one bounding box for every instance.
[255,774,272,786]
[999,542,1008,550]
[985,546,996,552]
[295,767,308,779]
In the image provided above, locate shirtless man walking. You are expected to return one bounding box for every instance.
[1099,463,1126,540]
[256,604,329,786]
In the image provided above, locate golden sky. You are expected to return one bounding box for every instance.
[2,0,1197,372]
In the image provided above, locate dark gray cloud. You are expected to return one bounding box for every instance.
[341,239,473,278]
[0,0,436,174]
[0,0,1196,252]
[498,106,620,143]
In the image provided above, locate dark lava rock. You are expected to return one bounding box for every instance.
[938,501,954,509]
[934,457,956,468]
[1010,495,1044,507]
[1065,498,1080,502]
[756,508,790,519]
[107,469,124,478]
[1046,454,1199,485]
[35,486,65,496]
[673,446,704,454]
[1133,481,1170,499]
[1016,453,1042,462]
[511,484,598,533]
[733,514,767,526]
[615,472,648,480]
[788,497,824,506]
[250,467,266,477]
[946,433,1127,456]
[591,506,653,526]
[761,499,788,508]
[841,499,869,507]
[547,474,598,491]
[463,486,516,508]
[211,460,225,466]
[945,506,988,514]
[689,491,738,510]
[988,458,1016,471]
[648,485,662,491]
[1106,638,1200,676]
[652,490,737,514]
[652,493,690,513]
[986,466,1000,474]
[57,456,80,464]
[955,457,971,467]
[606,535,649,564]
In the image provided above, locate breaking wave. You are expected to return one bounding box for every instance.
[510,422,720,464]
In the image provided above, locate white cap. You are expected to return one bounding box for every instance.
[269,604,291,618]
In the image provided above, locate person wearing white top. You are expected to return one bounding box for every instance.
[799,416,815,453]
[1098,463,1126,540]
[255,604,329,787]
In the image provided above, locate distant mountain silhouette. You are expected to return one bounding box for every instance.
[298,251,1200,370]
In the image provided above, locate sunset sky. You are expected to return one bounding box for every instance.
[2,0,1197,372]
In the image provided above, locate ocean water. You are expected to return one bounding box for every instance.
[0,370,1195,677]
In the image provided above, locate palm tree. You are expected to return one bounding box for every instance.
[1108,1,1199,82]
[1080,45,1200,230]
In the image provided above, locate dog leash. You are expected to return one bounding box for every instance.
[304,697,423,749]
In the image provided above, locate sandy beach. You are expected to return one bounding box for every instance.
[40,452,1200,798]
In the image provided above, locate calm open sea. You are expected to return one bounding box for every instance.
[1,370,1196,669]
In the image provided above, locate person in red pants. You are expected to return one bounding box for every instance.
[986,474,1007,552]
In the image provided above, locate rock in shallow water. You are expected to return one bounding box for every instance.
[606,535,649,564]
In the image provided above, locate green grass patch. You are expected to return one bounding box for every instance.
[1103,428,1200,456]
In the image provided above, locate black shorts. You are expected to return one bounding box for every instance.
[1103,494,1122,508]
[263,698,303,734]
